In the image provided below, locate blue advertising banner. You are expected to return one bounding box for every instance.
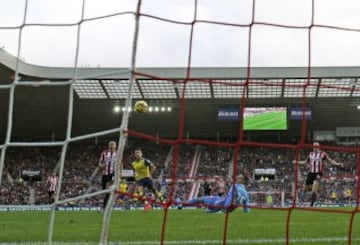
[217,107,240,121]
[289,107,312,120]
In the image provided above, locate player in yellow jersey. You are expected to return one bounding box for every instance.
[330,190,337,204]
[117,179,128,206]
[132,147,164,211]
[344,187,352,206]
[119,179,128,193]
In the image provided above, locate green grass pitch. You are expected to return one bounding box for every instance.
[0,208,359,244]
[244,111,287,130]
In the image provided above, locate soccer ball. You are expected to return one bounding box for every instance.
[134,100,149,113]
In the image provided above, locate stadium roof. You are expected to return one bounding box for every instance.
[0,48,360,140]
[72,77,359,99]
[1,48,360,100]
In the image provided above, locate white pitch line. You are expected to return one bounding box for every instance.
[1,237,359,245]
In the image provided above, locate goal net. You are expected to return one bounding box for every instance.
[0,0,360,245]
[248,191,285,208]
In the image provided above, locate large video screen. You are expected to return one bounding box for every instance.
[243,107,287,130]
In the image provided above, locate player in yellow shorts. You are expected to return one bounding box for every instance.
[132,147,164,211]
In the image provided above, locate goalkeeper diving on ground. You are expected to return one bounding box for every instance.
[185,174,250,213]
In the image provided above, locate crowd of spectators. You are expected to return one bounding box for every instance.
[0,139,170,206]
[0,140,358,207]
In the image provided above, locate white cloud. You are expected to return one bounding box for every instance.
[315,0,360,28]
[255,0,312,26]
[192,24,250,67]
[26,0,82,24]
[0,0,26,27]
[1,0,360,67]
[141,0,195,22]
[197,0,253,24]
[84,0,135,19]
[312,27,360,66]
[20,26,78,66]
[251,26,309,67]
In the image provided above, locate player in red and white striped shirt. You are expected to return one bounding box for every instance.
[297,142,343,207]
[98,140,117,209]
[47,172,59,204]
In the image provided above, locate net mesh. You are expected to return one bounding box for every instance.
[0,0,360,245]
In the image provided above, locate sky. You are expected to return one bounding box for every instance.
[1,0,360,68]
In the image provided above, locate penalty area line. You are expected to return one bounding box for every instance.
[1,237,359,245]
[114,237,360,244]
